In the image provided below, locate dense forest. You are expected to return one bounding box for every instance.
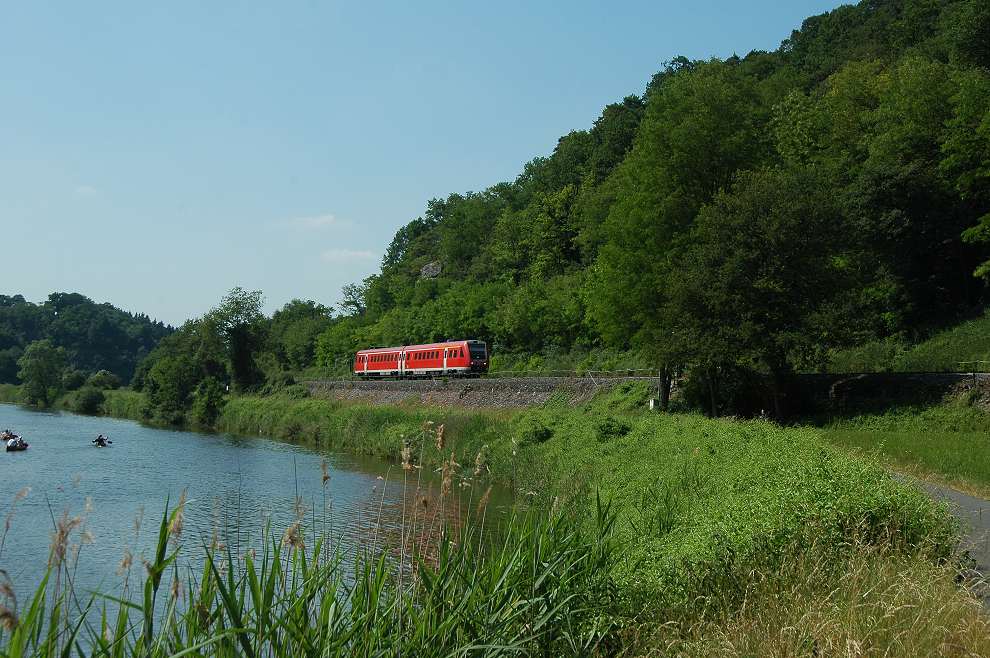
[0,293,172,385]
[19,0,988,422]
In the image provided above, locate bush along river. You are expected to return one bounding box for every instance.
[0,403,503,609]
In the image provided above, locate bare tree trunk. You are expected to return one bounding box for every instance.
[707,367,718,417]
[659,366,672,411]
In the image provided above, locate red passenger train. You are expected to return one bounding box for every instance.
[353,340,489,378]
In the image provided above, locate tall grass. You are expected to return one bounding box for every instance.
[640,539,990,657]
[0,493,619,657]
[98,389,146,422]
[0,385,20,405]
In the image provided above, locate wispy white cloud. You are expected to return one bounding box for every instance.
[281,213,352,230]
[320,248,377,264]
[73,185,99,198]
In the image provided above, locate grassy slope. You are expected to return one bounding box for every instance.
[828,310,990,372]
[821,396,990,497]
[216,385,956,612]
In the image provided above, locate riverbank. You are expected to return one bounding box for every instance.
[3,384,989,654]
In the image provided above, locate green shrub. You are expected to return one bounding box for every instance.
[595,415,631,442]
[191,377,227,428]
[61,369,87,391]
[518,416,553,445]
[87,369,122,390]
[72,386,105,414]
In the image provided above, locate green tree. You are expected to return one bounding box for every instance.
[669,167,848,416]
[17,339,67,407]
[270,299,334,371]
[205,287,267,392]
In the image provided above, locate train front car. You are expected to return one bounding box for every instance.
[466,340,489,375]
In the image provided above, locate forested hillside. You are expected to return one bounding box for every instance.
[0,293,172,384]
[311,0,990,406]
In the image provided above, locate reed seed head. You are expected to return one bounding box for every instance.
[283,521,305,551]
[117,549,133,576]
[473,448,486,477]
[441,463,452,497]
[0,605,17,632]
[168,490,187,543]
[477,486,492,515]
[48,511,83,569]
[435,423,446,451]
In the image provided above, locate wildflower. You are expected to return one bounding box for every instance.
[473,447,486,477]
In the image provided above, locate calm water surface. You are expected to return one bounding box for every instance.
[0,403,478,602]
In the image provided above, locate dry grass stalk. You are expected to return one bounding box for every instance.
[435,423,445,452]
[473,447,487,477]
[117,549,133,576]
[321,459,331,486]
[0,570,16,632]
[283,521,305,551]
[48,510,83,569]
[168,490,187,544]
[0,605,16,632]
[476,486,493,515]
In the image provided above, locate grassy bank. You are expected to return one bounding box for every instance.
[820,394,990,497]
[216,389,959,612]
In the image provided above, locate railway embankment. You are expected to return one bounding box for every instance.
[303,375,658,408]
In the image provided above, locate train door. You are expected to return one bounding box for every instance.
[443,348,448,373]
[399,350,405,377]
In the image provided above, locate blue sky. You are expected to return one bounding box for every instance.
[0,1,844,326]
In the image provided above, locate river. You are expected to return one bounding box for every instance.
[0,403,483,606]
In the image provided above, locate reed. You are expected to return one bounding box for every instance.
[0,495,618,656]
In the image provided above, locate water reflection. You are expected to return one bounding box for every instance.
[0,404,505,606]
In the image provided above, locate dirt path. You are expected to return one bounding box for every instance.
[910,478,990,603]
